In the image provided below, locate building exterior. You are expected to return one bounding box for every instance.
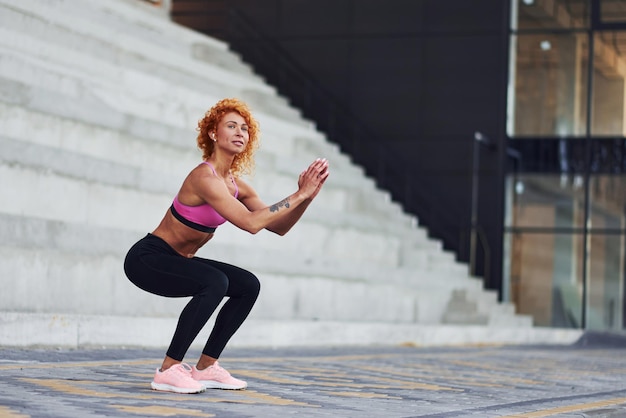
[507,0,626,330]
[164,0,625,332]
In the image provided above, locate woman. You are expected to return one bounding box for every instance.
[124,98,329,394]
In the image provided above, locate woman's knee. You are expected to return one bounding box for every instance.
[248,272,261,295]
[200,272,229,296]
[237,270,260,296]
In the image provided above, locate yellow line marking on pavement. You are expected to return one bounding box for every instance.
[18,378,316,407]
[0,349,528,372]
[258,363,461,391]
[501,397,626,417]
[316,377,356,383]
[276,366,354,376]
[279,372,356,385]
[0,359,157,371]
[445,380,504,388]
[406,364,572,389]
[322,391,403,399]
[111,405,213,417]
[3,347,619,372]
[446,360,545,385]
[349,365,462,391]
[361,375,461,392]
[405,370,505,388]
[20,378,154,399]
[236,368,460,392]
[448,359,516,371]
[0,353,413,371]
[129,373,157,379]
[241,390,318,407]
[0,406,29,418]
[235,369,341,387]
[224,350,508,364]
[226,353,407,363]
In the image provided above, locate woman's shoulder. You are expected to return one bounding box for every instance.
[188,162,220,181]
[181,163,224,195]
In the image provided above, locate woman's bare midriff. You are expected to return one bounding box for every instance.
[151,211,214,258]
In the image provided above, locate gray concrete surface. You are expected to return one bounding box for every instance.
[1,332,625,417]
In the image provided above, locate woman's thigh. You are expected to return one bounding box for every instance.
[192,258,260,298]
[125,241,228,298]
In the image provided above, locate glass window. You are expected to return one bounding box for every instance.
[589,174,626,227]
[504,173,626,329]
[504,231,585,327]
[506,174,586,228]
[591,31,626,135]
[600,0,626,23]
[587,174,625,330]
[511,33,589,136]
[587,231,624,330]
[514,0,590,30]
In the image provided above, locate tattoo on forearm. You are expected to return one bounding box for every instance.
[270,198,290,212]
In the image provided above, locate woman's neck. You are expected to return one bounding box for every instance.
[206,155,234,177]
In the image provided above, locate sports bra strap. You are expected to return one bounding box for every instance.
[201,161,218,175]
[201,161,238,198]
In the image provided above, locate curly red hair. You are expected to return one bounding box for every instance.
[197,98,260,177]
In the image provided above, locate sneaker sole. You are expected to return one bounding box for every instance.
[151,382,206,394]
[198,380,247,390]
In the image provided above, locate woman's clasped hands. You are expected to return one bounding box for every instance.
[299,158,330,200]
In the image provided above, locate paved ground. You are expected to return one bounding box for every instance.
[1,333,626,417]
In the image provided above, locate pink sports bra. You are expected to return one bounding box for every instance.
[169,162,239,233]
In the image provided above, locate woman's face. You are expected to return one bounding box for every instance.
[214,111,249,153]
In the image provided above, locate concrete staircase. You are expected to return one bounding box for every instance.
[0,0,582,349]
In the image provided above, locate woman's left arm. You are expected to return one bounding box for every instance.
[237,161,328,236]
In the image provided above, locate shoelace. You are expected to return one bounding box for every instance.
[210,362,230,378]
[169,363,194,377]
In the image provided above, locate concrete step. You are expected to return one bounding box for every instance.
[442,289,489,325]
[0,234,509,327]
[0,112,398,225]
[1,217,477,324]
[0,20,387,202]
[0,32,407,221]
[0,312,582,349]
[265,153,410,220]
[0,74,407,221]
[0,244,421,322]
[0,126,419,240]
[0,212,483,293]
[39,0,257,77]
[0,1,306,128]
[441,289,534,327]
[0,136,438,267]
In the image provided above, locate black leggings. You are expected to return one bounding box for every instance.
[123,233,260,361]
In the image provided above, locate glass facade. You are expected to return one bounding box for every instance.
[505,0,626,330]
[511,32,589,136]
[600,0,626,23]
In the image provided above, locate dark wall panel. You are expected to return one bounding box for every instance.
[188,0,510,292]
[421,34,504,136]
[280,0,354,37]
[353,0,425,34]
[284,40,353,104]
[422,0,504,32]
[349,38,424,137]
